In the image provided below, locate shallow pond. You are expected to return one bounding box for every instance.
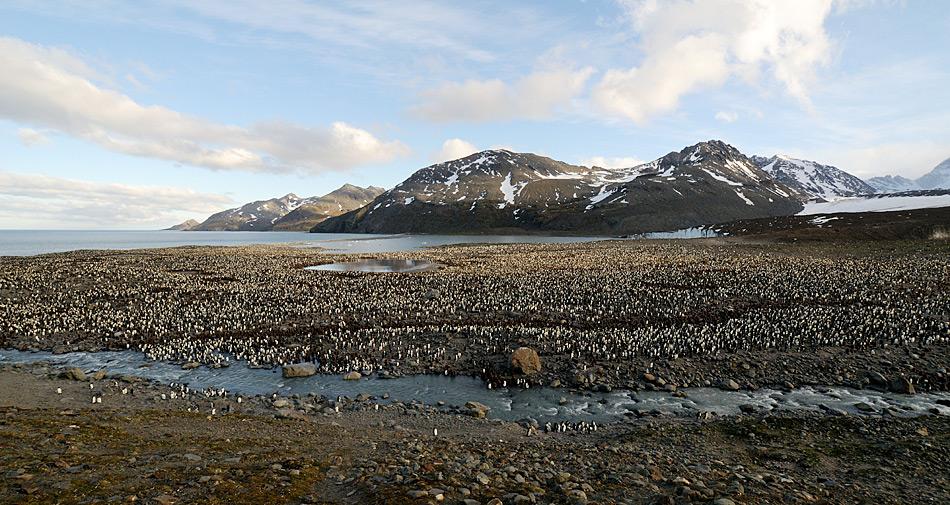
[305,259,442,273]
[2,350,946,422]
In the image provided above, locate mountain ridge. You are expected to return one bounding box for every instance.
[190,185,383,231]
[313,140,806,235]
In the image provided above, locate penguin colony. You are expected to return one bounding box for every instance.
[1,241,947,384]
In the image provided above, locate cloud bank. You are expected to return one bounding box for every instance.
[413,67,594,122]
[0,36,408,174]
[0,171,234,229]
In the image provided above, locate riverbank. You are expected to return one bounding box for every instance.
[2,361,948,504]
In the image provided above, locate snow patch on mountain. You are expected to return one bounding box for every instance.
[752,155,874,200]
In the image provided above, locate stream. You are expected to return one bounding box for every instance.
[2,349,947,422]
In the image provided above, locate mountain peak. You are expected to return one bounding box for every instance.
[916,157,950,189]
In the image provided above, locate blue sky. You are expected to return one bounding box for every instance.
[0,0,948,228]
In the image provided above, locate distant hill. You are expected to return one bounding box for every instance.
[866,175,920,193]
[191,185,384,231]
[165,219,199,231]
[867,157,950,192]
[313,140,806,235]
[916,158,950,190]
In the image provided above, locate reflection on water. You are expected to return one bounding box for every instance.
[2,350,947,422]
[305,259,442,273]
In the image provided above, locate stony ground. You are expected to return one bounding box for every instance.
[2,363,948,504]
[2,238,949,504]
[1,239,948,393]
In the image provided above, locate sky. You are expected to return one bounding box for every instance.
[0,0,948,229]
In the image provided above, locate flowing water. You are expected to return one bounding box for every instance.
[2,350,946,422]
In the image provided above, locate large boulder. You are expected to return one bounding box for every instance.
[282,363,317,378]
[343,371,362,381]
[63,367,86,381]
[465,401,491,418]
[510,347,541,375]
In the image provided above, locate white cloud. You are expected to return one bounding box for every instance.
[17,128,50,146]
[0,36,408,174]
[432,138,479,163]
[0,171,235,229]
[413,67,594,122]
[593,0,836,123]
[580,156,645,169]
[715,111,739,123]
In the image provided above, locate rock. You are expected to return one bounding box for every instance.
[154,495,178,505]
[854,402,876,413]
[63,367,86,381]
[475,471,490,485]
[889,377,915,394]
[272,399,291,408]
[713,499,736,505]
[181,362,200,370]
[428,488,445,501]
[407,489,428,498]
[721,379,740,391]
[183,453,201,462]
[282,363,317,378]
[510,347,541,375]
[866,371,888,387]
[642,372,656,382]
[738,404,757,414]
[343,371,362,381]
[465,401,491,419]
[91,370,107,381]
[567,489,588,503]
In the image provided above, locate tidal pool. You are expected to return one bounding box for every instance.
[305,259,442,272]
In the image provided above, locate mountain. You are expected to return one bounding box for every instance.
[313,140,805,235]
[916,158,950,189]
[165,219,199,231]
[192,185,384,231]
[271,184,385,231]
[864,158,950,193]
[866,175,920,193]
[192,193,305,231]
[751,155,874,200]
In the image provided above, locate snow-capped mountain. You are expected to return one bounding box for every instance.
[866,175,920,193]
[313,140,805,235]
[272,184,385,231]
[751,155,875,200]
[192,193,305,231]
[865,158,950,193]
[916,158,950,190]
[192,185,383,231]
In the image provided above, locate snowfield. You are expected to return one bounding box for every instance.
[798,194,950,215]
